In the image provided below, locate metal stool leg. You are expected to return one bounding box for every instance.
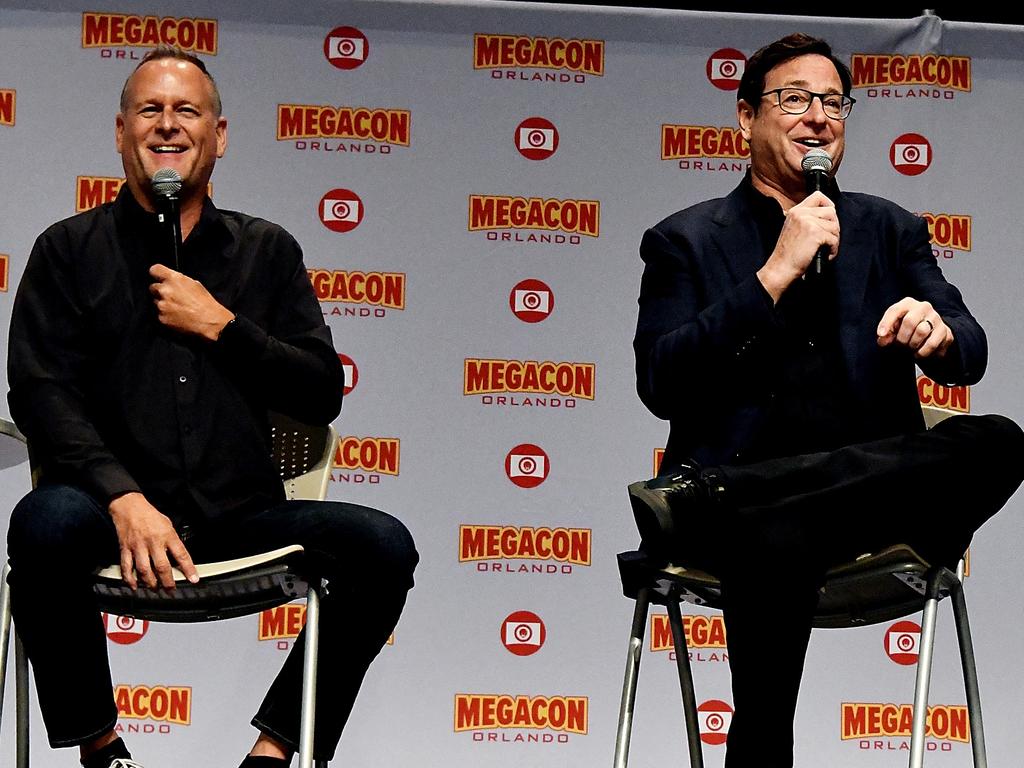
[297,584,320,768]
[909,571,943,768]
[16,633,29,768]
[0,563,12,724]
[666,598,704,768]
[614,588,651,768]
[949,581,986,768]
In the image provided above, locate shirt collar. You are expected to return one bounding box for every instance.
[111,184,229,245]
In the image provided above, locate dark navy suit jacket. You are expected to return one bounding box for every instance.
[634,179,986,469]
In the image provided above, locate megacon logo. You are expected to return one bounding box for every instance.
[468,195,599,245]
[917,374,969,412]
[82,12,217,57]
[919,212,971,259]
[515,117,559,160]
[319,189,363,233]
[661,125,749,173]
[474,34,604,84]
[338,353,358,396]
[884,620,921,665]
[334,436,400,483]
[505,443,549,488]
[309,269,406,318]
[104,613,149,645]
[706,48,746,90]
[650,614,728,663]
[890,133,932,176]
[259,604,394,650]
[0,88,14,126]
[852,54,970,101]
[653,448,665,476]
[463,358,595,409]
[0,254,8,292]
[699,700,733,745]
[77,176,124,212]
[510,279,553,323]
[323,26,369,70]
[114,684,191,735]
[259,603,306,649]
[841,702,969,751]
[459,524,592,574]
[454,694,588,743]
[501,610,546,656]
[277,104,409,155]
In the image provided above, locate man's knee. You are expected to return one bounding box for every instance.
[362,509,419,583]
[7,485,113,567]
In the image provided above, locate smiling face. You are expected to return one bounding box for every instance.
[115,57,227,210]
[737,53,846,206]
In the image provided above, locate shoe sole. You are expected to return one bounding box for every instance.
[627,480,676,542]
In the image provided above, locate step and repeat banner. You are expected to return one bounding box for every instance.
[1,2,1023,766]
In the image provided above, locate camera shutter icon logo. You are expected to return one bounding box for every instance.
[505,443,550,488]
[103,613,149,645]
[319,189,364,233]
[509,279,554,323]
[706,48,746,91]
[324,26,369,70]
[515,117,559,160]
[890,133,932,176]
[884,620,922,665]
[698,699,733,745]
[501,610,547,656]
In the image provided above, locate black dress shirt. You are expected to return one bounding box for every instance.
[739,176,855,462]
[7,187,344,525]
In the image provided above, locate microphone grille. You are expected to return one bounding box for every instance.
[151,168,182,197]
[801,148,833,175]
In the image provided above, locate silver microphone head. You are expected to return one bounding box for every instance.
[801,148,833,176]
[151,168,182,198]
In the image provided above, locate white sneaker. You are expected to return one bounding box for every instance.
[107,760,145,768]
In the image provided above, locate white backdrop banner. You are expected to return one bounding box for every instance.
[1,2,1022,766]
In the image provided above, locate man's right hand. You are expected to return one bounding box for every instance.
[107,492,199,589]
[757,191,840,303]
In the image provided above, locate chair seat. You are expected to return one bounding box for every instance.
[92,544,309,623]
[617,543,958,629]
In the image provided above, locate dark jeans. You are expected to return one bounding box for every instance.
[673,414,1024,768]
[6,487,418,761]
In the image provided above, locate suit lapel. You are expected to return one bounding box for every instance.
[710,185,766,283]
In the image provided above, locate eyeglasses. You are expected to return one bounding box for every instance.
[761,88,856,120]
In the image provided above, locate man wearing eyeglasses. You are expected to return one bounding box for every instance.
[628,33,1023,767]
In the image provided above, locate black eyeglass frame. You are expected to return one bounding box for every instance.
[760,87,857,120]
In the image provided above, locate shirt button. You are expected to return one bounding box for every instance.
[178,375,188,383]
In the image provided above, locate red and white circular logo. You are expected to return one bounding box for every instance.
[890,133,932,176]
[324,26,369,70]
[319,189,363,233]
[509,279,554,323]
[698,699,733,745]
[338,353,359,395]
[103,613,149,645]
[884,620,922,665]
[505,443,549,488]
[501,610,546,656]
[707,48,746,91]
[515,117,559,160]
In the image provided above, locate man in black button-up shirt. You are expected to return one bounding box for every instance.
[7,48,416,768]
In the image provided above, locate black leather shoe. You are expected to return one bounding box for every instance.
[628,464,725,557]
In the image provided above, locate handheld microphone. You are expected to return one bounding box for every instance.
[151,168,183,270]
[801,148,833,278]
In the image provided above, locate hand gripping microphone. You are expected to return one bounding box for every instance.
[151,168,183,269]
[801,148,833,278]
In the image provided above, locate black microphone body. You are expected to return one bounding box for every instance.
[801,149,833,280]
[151,168,183,270]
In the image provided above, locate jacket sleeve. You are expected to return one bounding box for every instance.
[213,225,344,426]
[895,213,986,386]
[633,222,784,421]
[7,225,142,503]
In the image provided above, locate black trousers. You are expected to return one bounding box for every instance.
[6,488,418,761]
[675,414,1024,768]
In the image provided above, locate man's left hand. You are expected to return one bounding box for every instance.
[877,297,953,359]
[149,264,234,341]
